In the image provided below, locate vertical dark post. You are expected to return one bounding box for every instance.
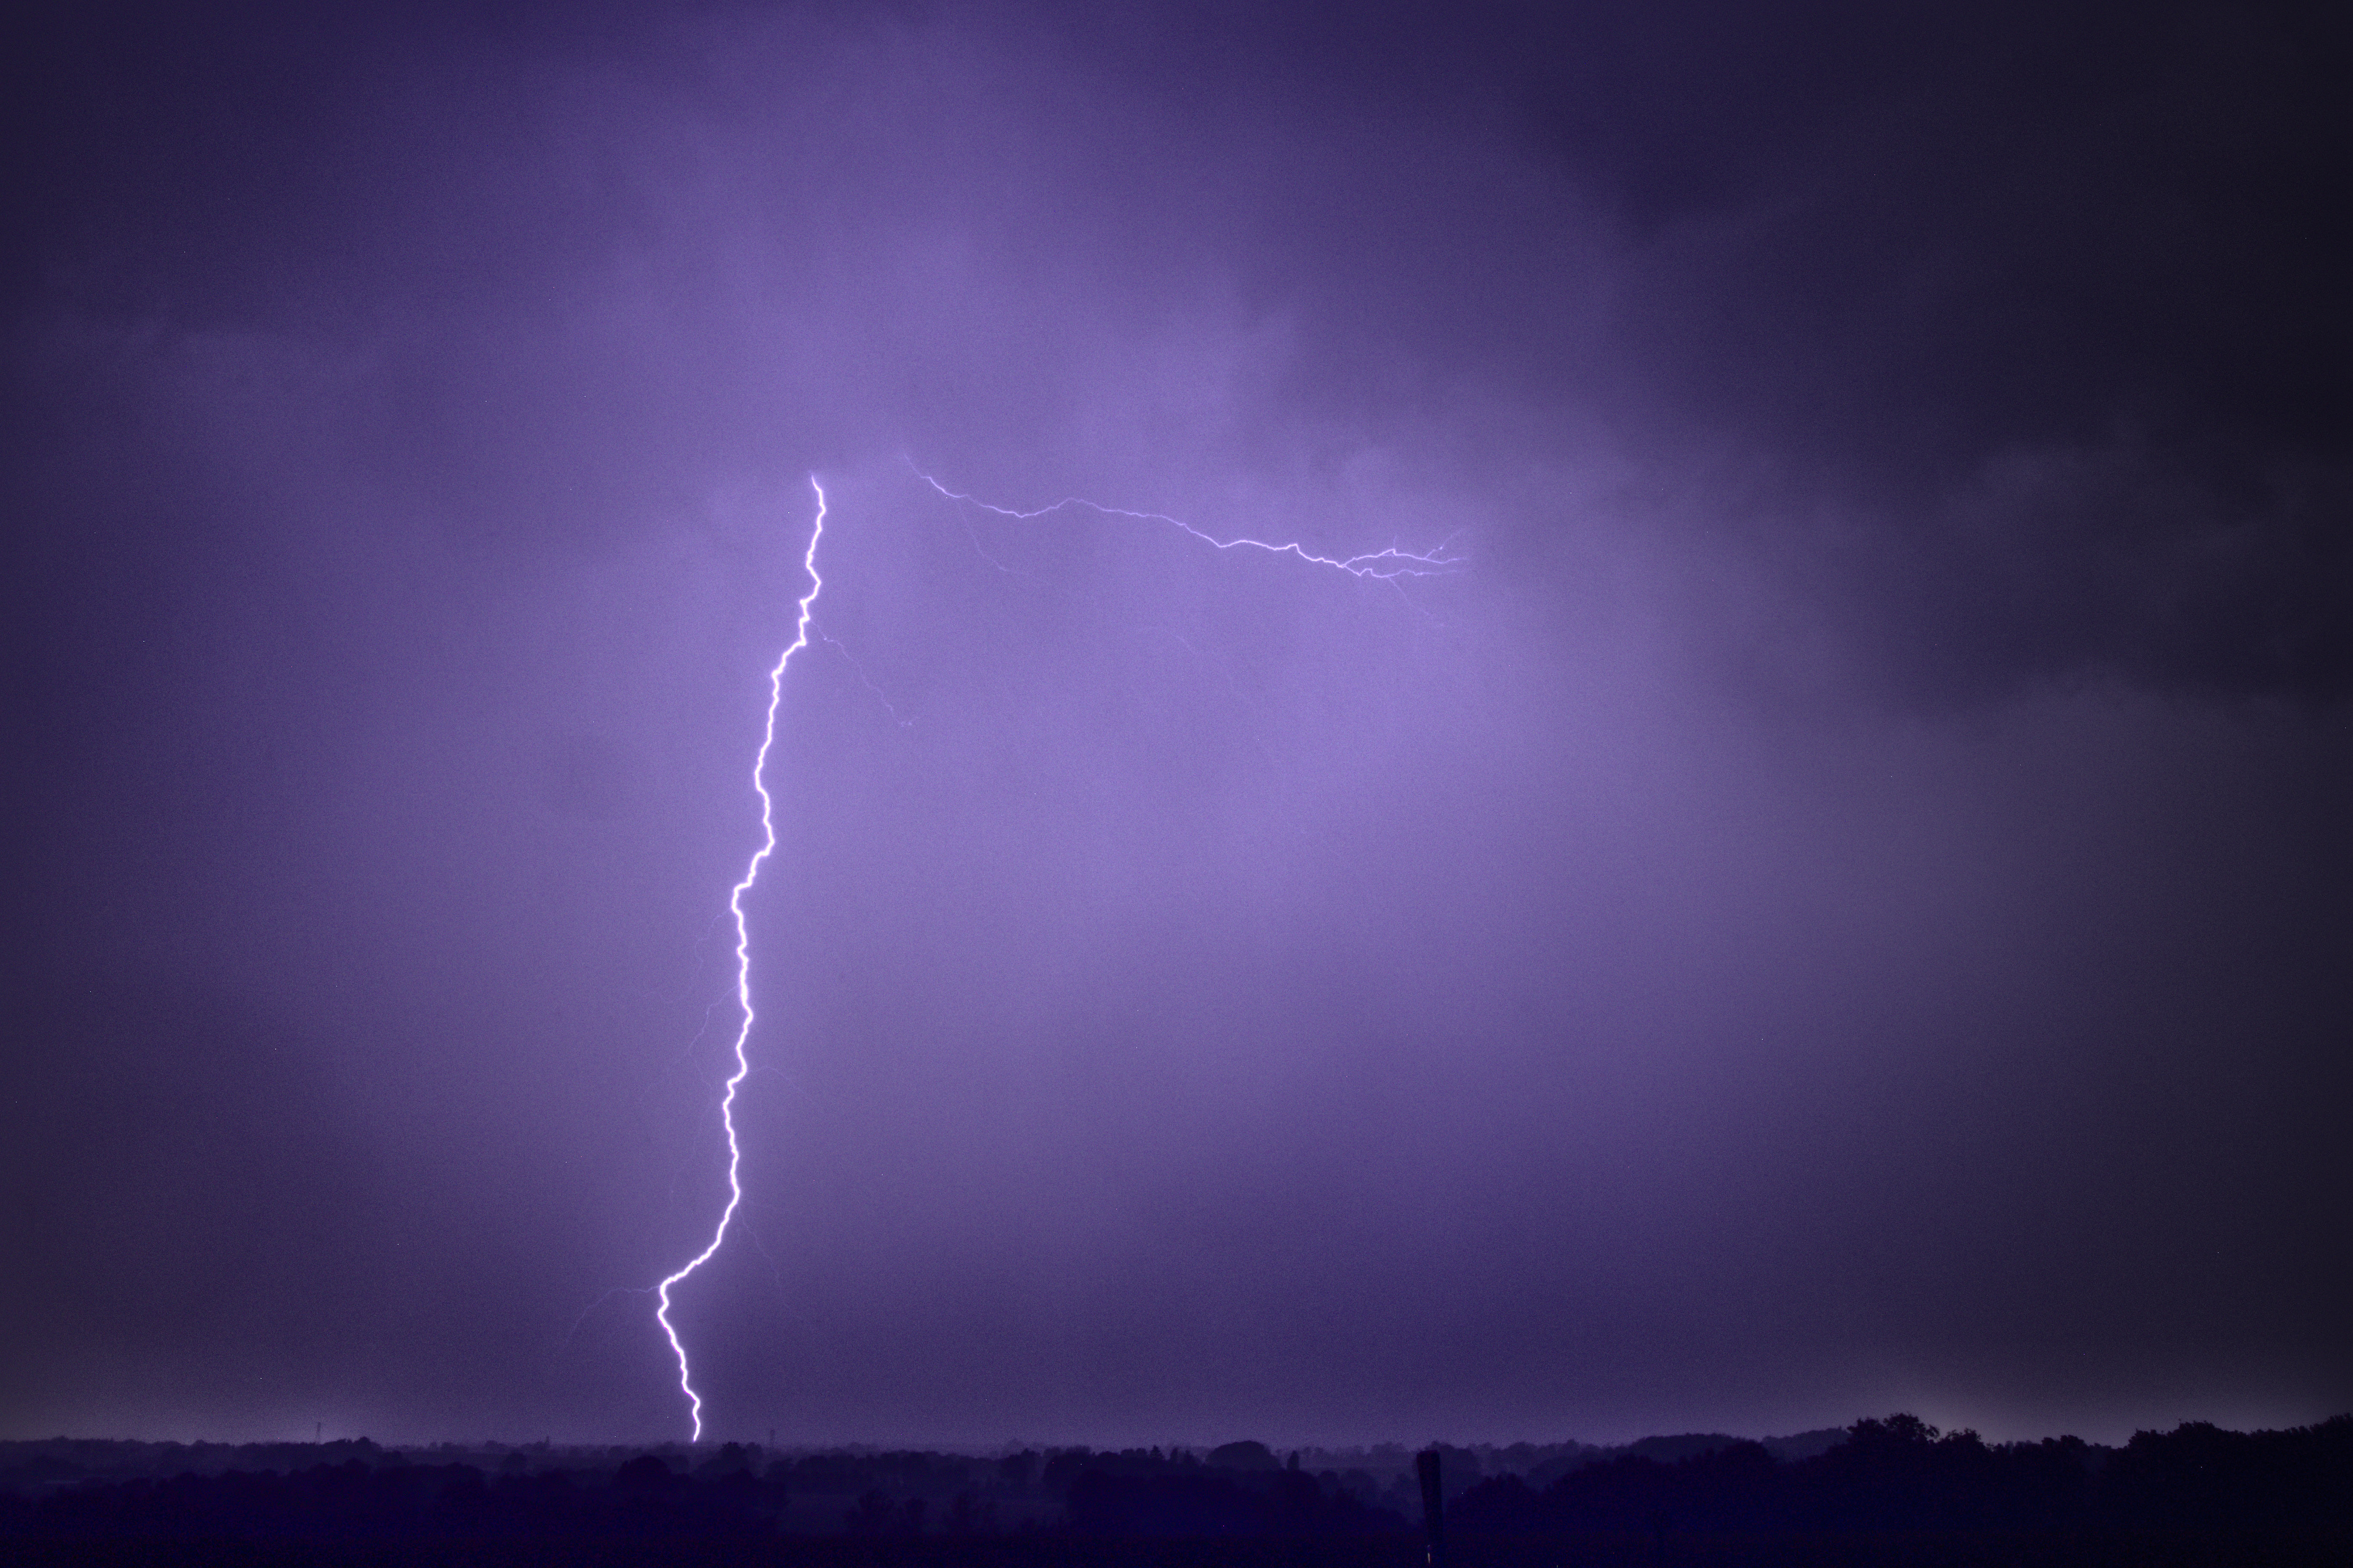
[1416,1448,1447,1568]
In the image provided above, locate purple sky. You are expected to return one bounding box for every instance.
[5,2,2347,1449]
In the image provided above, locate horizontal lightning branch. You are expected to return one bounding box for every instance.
[915,469,1465,581]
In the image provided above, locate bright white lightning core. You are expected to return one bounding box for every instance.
[654,475,827,1442]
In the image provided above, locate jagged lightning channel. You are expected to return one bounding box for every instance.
[915,470,1465,581]
[654,475,827,1443]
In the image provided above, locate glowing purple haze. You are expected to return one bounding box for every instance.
[654,471,1461,1438]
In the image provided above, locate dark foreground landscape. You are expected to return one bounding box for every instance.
[5,1414,2349,1566]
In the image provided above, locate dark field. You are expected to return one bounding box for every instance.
[7,1533,2353,1568]
[7,1416,2350,1568]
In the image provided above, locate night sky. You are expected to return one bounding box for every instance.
[4,2,2346,1451]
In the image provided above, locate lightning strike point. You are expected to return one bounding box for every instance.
[653,475,827,1442]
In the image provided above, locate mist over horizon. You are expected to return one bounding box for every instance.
[4,2,2346,1456]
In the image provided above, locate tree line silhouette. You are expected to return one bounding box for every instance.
[2,1414,2346,1550]
[1445,1413,2353,1537]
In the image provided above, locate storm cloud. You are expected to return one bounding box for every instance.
[4,1,2346,1448]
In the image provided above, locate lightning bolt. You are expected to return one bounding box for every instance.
[645,466,1451,1439]
[653,474,827,1442]
[914,468,1466,581]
